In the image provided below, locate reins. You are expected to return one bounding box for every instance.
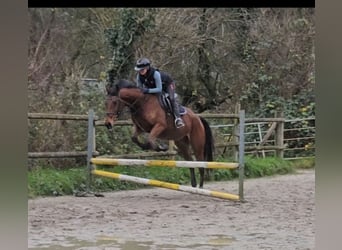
[118,91,147,114]
[106,92,143,118]
[118,92,149,132]
[106,88,149,133]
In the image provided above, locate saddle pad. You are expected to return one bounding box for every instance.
[158,94,187,116]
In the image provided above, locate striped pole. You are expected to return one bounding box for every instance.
[92,169,240,201]
[90,158,239,169]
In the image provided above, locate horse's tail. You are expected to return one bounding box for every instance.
[199,116,214,161]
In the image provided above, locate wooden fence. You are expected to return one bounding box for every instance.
[28,113,99,159]
[28,110,289,162]
[242,117,315,159]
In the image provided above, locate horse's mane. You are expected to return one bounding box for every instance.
[106,79,138,96]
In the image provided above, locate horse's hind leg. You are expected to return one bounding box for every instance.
[174,138,197,188]
[198,168,205,189]
[190,124,207,188]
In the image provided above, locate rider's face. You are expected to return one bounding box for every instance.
[139,68,148,75]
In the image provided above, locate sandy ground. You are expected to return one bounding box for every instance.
[28,169,315,250]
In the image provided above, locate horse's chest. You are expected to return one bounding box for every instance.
[132,117,152,131]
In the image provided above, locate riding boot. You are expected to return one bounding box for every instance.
[171,100,185,128]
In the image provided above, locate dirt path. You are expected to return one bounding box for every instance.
[28,169,315,250]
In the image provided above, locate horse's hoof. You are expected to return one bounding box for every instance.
[156,144,169,152]
[131,138,141,147]
[141,143,151,151]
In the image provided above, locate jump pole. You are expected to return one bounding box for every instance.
[92,169,240,201]
[90,158,239,169]
[86,109,246,201]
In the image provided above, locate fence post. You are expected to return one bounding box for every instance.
[233,103,241,161]
[169,140,175,160]
[238,109,245,201]
[86,109,95,192]
[275,110,284,158]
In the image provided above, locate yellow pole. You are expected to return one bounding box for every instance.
[90,158,239,169]
[92,169,240,201]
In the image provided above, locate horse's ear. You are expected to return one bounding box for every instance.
[105,82,120,96]
[105,84,111,94]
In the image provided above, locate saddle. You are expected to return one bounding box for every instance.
[158,93,186,116]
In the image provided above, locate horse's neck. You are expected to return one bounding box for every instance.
[119,88,138,99]
[119,88,145,108]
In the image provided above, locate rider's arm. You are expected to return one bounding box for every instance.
[147,71,163,94]
[136,74,143,88]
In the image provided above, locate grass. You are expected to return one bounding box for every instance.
[287,157,315,169]
[28,156,314,198]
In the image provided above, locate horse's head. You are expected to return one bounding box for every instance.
[104,79,146,130]
[104,82,124,130]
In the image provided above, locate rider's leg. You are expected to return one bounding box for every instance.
[167,83,184,128]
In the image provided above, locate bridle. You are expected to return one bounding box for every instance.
[105,95,122,118]
[106,91,146,118]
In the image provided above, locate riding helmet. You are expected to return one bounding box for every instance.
[134,57,151,71]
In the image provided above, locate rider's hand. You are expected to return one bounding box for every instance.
[142,88,149,94]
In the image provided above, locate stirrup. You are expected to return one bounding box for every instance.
[175,118,185,128]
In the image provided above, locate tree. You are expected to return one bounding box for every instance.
[105,8,155,84]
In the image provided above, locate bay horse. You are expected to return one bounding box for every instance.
[104,79,214,188]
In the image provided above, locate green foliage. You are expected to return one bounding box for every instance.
[28,168,87,198]
[243,87,315,159]
[289,157,315,169]
[95,125,144,156]
[244,156,294,178]
[253,91,315,120]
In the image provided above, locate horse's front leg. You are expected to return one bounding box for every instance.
[198,168,205,189]
[131,124,168,151]
[131,125,149,150]
[145,123,167,151]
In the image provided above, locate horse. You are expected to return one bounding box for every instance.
[104,79,214,188]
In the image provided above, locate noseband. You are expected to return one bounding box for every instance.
[106,96,122,118]
[106,111,120,117]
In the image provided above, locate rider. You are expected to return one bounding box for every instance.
[134,57,185,128]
